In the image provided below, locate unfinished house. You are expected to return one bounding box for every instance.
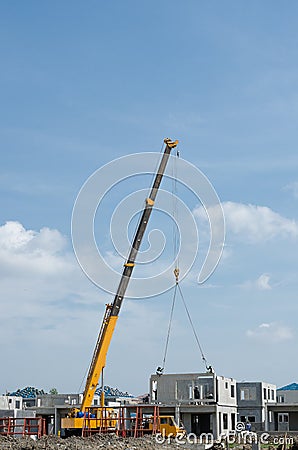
[236,381,276,431]
[150,371,237,438]
[0,395,23,413]
[32,391,138,435]
[267,383,298,432]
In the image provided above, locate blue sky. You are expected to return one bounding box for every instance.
[1,1,298,395]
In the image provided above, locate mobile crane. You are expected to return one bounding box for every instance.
[61,138,179,436]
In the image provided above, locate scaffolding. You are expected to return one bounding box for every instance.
[82,405,160,437]
[0,417,46,438]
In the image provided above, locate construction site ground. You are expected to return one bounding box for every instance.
[0,434,297,450]
[0,434,179,449]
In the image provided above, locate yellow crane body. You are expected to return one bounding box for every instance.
[61,139,178,435]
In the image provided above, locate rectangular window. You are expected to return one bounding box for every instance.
[203,383,211,398]
[248,416,256,422]
[93,399,98,405]
[271,389,274,401]
[264,388,267,400]
[278,395,285,403]
[278,414,288,423]
[15,400,20,409]
[268,388,270,400]
[223,413,228,429]
[240,387,256,400]
[240,388,248,400]
[225,382,228,389]
[231,385,235,398]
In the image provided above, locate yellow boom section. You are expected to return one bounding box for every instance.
[78,139,177,414]
[81,305,118,411]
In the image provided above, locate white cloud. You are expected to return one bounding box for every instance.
[104,250,124,270]
[239,273,278,291]
[242,273,272,290]
[284,181,298,199]
[0,221,35,249]
[246,322,294,343]
[0,221,116,391]
[0,220,201,394]
[0,220,294,395]
[223,201,298,241]
[194,201,298,243]
[256,273,271,290]
[0,221,71,276]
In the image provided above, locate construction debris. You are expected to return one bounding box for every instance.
[95,385,133,398]
[6,387,45,398]
[1,432,298,450]
[5,385,133,400]
[0,433,175,449]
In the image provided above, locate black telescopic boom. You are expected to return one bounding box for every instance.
[110,138,178,317]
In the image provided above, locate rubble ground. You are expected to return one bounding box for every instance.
[0,434,297,450]
[0,433,180,450]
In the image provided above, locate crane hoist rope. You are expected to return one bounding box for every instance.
[177,283,209,370]
[172,148,179,281]
[161,282,178,371]
[158,149,210,375]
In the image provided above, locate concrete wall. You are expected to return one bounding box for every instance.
[216,376,237,406]
[0,409,35,419]
[277,389,298,404]
[150,372,217,404]
[15,410,36,418]
[289,412,298,431]
[237,381,276,408]
[237,382,262,407]
[268,406,298,432]
[217,405,238,436]
[150,372,236,407]
[36,394,81,408]
[150,373,187,403]
[149,372,237,440]
[261,382,276,404]
[179,405,237,438]
[237,381,276,432]
[0,396,23,410]
[0,410,14,418]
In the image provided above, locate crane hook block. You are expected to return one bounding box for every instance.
[164,138,179,148]
[124,262,135,267]
[174,267,180,283]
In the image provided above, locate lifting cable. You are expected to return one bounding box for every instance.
[159,281,209,373]
[161,283,178,371]
[158,147,210,374]
[176,283,208,370]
